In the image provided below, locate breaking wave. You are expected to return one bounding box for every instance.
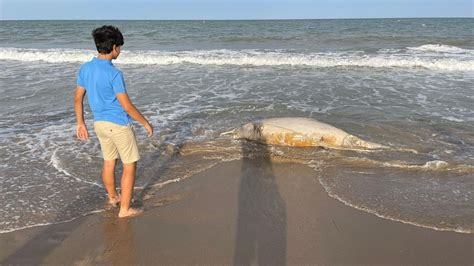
[0,47,473,71]
[407,44,474,54]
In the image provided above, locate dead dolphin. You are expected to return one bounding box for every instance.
[222,117,389,150]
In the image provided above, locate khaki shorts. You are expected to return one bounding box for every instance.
[94,121,140,164]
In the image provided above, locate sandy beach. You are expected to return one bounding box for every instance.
[1,148,472,265]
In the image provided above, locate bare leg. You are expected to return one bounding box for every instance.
[118,161,143,217]
[102,159,120,205]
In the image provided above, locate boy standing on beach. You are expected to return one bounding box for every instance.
[74,25,153,218]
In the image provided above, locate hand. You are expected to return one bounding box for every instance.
[76,123,89,141]
[144,122,153,137]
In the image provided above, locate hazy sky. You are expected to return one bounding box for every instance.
[1,0,472,20]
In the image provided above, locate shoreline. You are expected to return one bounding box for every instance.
[1,157,472,265]
[319,180,474,235]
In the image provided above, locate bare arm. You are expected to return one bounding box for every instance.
[116,93,153,137]
[74,86,89,140]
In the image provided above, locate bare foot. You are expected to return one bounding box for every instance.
[118,207,143,218]
[108,194,121,207]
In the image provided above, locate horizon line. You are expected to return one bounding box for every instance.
[1,16,472,21]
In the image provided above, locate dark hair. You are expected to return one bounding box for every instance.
[92,25,124,54]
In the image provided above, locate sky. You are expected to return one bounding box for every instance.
[0,0,472,20]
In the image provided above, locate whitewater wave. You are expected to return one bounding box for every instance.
[0,47,473,71]
[408,44,474,54]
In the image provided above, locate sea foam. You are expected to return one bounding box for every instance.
[408,44,473,54]
[0,47,472,71]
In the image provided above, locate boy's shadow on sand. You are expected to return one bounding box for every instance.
[234,141,287,266]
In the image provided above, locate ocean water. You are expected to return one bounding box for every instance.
[0,19,473,234]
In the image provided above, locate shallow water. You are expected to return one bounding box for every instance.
[0,19,473,233]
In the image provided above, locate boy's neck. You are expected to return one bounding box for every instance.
[97,53,113,60]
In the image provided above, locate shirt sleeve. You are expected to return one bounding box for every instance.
[112,71,127,94]
[76,66,85,88]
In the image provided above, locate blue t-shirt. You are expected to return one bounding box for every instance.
[76,57,131,126]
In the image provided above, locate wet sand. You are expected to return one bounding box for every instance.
[0,154,473,265]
